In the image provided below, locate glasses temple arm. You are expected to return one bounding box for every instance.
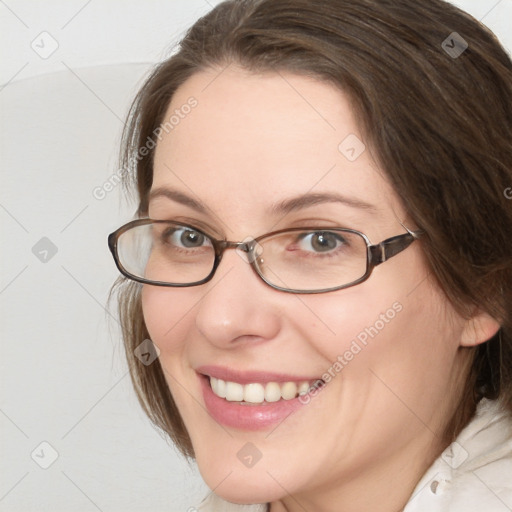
[369,230,422,265]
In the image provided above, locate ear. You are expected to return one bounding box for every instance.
[460,309,501,347]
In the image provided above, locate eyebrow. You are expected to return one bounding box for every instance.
[148,187,377,215]
[270,192,378,215]
[149,187,207,213]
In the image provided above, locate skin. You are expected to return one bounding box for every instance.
[142,65,499,512]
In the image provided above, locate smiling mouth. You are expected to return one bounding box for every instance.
[207,375,325,405]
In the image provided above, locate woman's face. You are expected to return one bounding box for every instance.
[143,66,472,507]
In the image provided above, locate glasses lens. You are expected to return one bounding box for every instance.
[256,229,368,291]
[116,222,215,284]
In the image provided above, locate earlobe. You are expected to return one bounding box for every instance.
[460,309,501,347]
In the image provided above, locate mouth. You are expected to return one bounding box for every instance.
[196,366,325,430]
[208,375,321,405]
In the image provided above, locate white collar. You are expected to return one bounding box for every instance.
[404,398,512,511]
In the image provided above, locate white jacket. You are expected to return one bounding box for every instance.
[197,398,512,511]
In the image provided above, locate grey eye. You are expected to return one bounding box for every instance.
[298,232,345,253]
[164,227,211,248]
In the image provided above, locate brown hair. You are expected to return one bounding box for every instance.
[108,0,512,459]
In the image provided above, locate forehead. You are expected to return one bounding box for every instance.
[151,65,402,229]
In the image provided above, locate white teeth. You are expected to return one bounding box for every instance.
[209,377,319,404]
[281,382,298,400]
[298,381,310,395]
[216,378,226,398]
[225,381,244,402]
[244,383,265,403]
[210,377,227,398]
[265,382,281,402]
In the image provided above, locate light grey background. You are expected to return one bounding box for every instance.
[0,1,510,511]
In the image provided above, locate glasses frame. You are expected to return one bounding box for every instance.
[108,218,423,294]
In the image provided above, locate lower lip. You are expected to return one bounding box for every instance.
[199,374,310,430]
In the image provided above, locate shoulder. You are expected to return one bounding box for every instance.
[196,492,267,512]
[404,399,512,512]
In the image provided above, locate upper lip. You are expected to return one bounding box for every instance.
[196,365,322,384]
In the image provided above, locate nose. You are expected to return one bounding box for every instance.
[194,248,282,348]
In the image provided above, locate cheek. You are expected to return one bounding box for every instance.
[299,259,457,391]
[141,285,194,357]
[297,283,405,367]
[141,285,201,416]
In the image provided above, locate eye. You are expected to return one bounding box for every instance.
[297,231,346,253]
[164,226,212,249]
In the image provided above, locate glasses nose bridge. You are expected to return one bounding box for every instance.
[218,239,256,255]
[216,239,262,270]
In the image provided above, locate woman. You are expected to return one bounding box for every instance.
[107,0,512,510]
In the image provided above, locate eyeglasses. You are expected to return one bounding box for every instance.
[108,219,422,294]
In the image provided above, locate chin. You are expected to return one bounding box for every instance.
[195,454,292,505]
[205,477,279,505]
